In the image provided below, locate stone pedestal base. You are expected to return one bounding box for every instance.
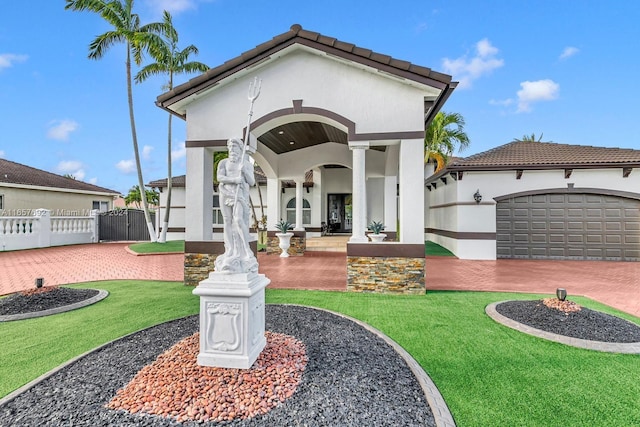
[192,272,270,369]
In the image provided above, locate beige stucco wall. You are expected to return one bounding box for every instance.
[0,185,114,215]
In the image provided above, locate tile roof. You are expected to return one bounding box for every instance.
[0,158,119,194]
[453,141,640,168]
[148,175,186,188]
[425,141,640,183]
[157,24,455,117]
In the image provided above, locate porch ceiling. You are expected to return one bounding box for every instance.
[258,121,347,154]
[258,121,385,154]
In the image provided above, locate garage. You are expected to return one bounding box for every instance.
[496,192,640,261]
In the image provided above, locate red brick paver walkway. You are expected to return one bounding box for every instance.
[426,257,640,318]
[1,244,638,318]
[0,243,184,295]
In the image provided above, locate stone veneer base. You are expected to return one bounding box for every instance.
[184,253,220,287]
[347,256,425,294]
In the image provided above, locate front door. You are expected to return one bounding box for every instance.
[327,194,352,233]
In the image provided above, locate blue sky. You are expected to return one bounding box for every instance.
[1,0,638,195]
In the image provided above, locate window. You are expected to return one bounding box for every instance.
[0,194,3,210]
[212,195,224,225]
[286,198,311,225]
[92,200,108,212]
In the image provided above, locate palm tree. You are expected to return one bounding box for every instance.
[514,133,544,142]
[424,111,470,172]
[65,0,160,241]
[125,185,158,209]
[134,11,209,243]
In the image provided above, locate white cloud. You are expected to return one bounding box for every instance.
[0,150,5,158]
[517,79,560,113]
[489,98,514,107]
[144,0,202,15]
[88,177,98,184]
[47,119,79,141]
[172,141,186,161]
[442,38,504,89]
[57,160,86,180]
[142,145,154,160]
[559,46,579,60]
[0,53,28,70]
[116,159,136,174]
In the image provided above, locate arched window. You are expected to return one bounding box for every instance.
[286,198,311,225]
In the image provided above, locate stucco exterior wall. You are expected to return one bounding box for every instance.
[0,185,113,215]
[425,167,640,260]
[185,48,430,143]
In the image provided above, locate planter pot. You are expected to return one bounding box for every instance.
[368,233,386,243]
[276,232,294,257]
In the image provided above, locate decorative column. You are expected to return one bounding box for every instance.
[349,142,369,242]
[398,138,425,243]
[185,146,213,241]
[294,179,304,231]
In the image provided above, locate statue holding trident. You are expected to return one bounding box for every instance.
[214,77,261,274]
[193,77,269,369]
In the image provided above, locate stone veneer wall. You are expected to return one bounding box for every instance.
[346,242,426,294]
[266,231,305,256]
[347,256,425,294]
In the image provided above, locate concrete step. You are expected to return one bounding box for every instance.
[306,236,349,252]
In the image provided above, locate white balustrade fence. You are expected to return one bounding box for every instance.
[0,209,99,251]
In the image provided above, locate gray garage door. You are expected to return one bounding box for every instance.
[496,193,640,261]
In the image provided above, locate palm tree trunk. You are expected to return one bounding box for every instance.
[126,45,157,242]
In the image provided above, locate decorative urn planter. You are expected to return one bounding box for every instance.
[275,220,294,257]
[368,233,387,243]
[367,220,386,243]
[276,232,294,257]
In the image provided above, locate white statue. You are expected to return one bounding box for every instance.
[214,137,258,274]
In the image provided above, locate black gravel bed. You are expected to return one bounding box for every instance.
[0,288,99,316]
[495,300,640,343]
[0,305,434,427]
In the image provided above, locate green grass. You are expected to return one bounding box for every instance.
[0,280,198,398]
[128,240,185,253]
[2,284,639,426]
[425,240,456,256]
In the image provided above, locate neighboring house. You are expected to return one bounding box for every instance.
[425,141,640,261]
[0,158,119,215]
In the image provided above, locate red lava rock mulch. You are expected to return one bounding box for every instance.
[107,331,308,424]
[542,297,582,314]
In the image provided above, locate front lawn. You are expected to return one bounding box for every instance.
[1,283,638,426]
[128,240,185,253]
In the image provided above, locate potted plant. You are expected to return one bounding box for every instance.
[367,220,386,242]
[275,220,294,257]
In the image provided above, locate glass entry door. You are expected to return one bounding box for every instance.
[327,194,352,233]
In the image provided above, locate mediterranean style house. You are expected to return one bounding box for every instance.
[0,158,119,215]
[155,24,456,292]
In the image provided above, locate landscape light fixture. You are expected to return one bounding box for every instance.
[35,277,44,288]
[556,288,567,301]
[473,189,482,204]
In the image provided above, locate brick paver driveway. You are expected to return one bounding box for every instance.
[1,244,638,317]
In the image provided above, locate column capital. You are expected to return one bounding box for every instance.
[348,141,370,150]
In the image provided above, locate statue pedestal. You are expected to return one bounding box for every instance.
[192,271,270,369]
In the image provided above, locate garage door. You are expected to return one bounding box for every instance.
[496,193,640,261]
